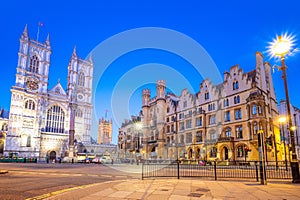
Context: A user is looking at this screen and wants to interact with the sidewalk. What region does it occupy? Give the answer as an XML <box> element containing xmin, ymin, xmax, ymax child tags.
<box><xmin>43</xmin><ymin>178</ymin><xmax>300</xmax><ymax>200</ymax></box>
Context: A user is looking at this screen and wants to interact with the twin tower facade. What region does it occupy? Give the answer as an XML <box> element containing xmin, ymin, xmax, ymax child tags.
<box><xmin>4</xmin><ymin>25</ymin><xmax>93</xmax><ymax>160</ymax></box>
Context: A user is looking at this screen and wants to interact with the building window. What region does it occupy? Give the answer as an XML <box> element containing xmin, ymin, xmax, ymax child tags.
<box><xmin>211</xmin><ymin>132</ymin><xmax>216</xmax><ymax>140</ymax></box>
<box><xmin>183</xmin><ymin>101</ymin><xmax>187</xmax><ymax>108</ymax></box>
<box><xmin>224</xmin><ymin>99</ymin><xmax>229</xmax><ymax>107</ymax></box>
<box><xmin>258</xmin><ymin>105</ymin><xmax>263</xmax><ymax>114</ymax></box>
<box><xmin>1</xmin><ymin>123</ymin><xmax>8</xmax><ymax>131</ymax></box>
<box><xmin>75</xmin><ymin>108</ymin><xmax>83</xmax><ymax>118</ymax></box>
<box><xmin>166</xmin><ymin>117</ymin><xmax>169</xmax><ymax>122</ymax></box>
<box><xmin>78</xmin><ymin>72</ymin><xmax>85</xmax><ymax>87</ymax></box>
<box><xmin>180</xmin><ymin>135</ymin><xmax>184</xmax><ymax>144</ymax></box>
<box><xmin>179</xmin><ymin>113</ymin><xmax>184</xmax><ymax>119</ymax></box>
<box><xmin>196</xmin><ymin>117</ymin><xmax>202</xmax><ymax>127</ymax></box>
<box><xmin>253</xmin><ymin>122</ymin><xmax>258</xmax><ymax>135</ymax></box>
<box><xmin>252</xmin><ymin>104</ymin><xmax>257</xmax><ymax>115</ymax></box>
<box><xmin>166</xmin><ymin>125</ymin><xmax>170</xmax><ymax>133</ymax></box>
<box><xmin>186</xmin><ymin>119</ymin><xmax>192</xmax><ymax>129</ymax></box>
<box><xmin>224</xmin><ymin>111</ymin><xmax>230</xmax><ymax>122</ymax></box>
<box><xmin>237</xmin><ymin>145</ymin><xmax>245</xmax><ymax>157</ymax></box>
<box><xmin>208</xmin><ymin>103</ymin><xmax>215</xmax><ymax>111</ymax></box>
<box><xmin>205</xmin><ymin>92</ymin><xmax>209</xmax><ymax>100</ymax></box>
<box><xmin>24</xmin><ymin>100</ymin><xmax>35</xmax><ymax>110</ymax></box>
<box><xmin>167</xmin><ymin>107</ymin><xmax>170</xmax><ymax>113</ymax></box>
<box><xmin>171</xmin><ymin>125</ymin><xmax>174</xmax><ymax>133</ymax></box>
<box><xmin>29</xmin><ymin>55</ymin><xmax>39</xmax><ymax>73</ymax></box>
<box><xmin>209</xmin><ymin>115</ymin><xmax>216</xmax><ymax>125</ymax></box>
<box><xmin>235</xmin><ymin>109</ymin><xmax>242</xmax><ymax>120</ymax></box>
<box><xmin>186</xmin><ymin>132</ymin><xmax>192</xmax><ymax>143</ymax></box>
<box><xmin>196</xmin><ymin>131</ymin><xmax>203</xmax><ymax>143</ymax></box>
<box><xmin>179</xmin><ymin>122</ymin><xmax>184</xmax><ymax>131</ymax></box>
<box><xmin>198</xmin><ymin>107</ymin><xmax>202</xmax><ymax>113</ymax></box>
<box><xmin>234</xmin><ymin>95</ymin><xmax>240</xmax><ymax>104</ymax></box>
<box><xmin>236</xmin><ymin>125</ymin><xmax>243</xmax><ymax>139</ymax></box>
<box><xmin>225</xmin><ymin>127</ymin><xmax>231</xmax><ymax>137</ymax></box>
<box><xmin>233</xmin><ymin>81</ymin><xmax>239</xmax><ymax>90</ymax></box>
<box><xmin>210</xmin><ymin>147</ymin><xmax>217</xmax><ymax>157</ymax></box>
<box><xmin>45</xmin><ymin>105</ymin><xmax>65</xmax><ymax>133</ymax></box>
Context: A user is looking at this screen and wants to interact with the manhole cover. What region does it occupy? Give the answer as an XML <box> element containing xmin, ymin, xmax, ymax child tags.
<box><xmin>188</xmin><ymin>193</ymin><xmax>203</xmax><ymax>197</ymax></box>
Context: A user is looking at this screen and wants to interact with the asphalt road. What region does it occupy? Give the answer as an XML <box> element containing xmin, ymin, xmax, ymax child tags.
<box><xmin>0</xmin><ymin>163</ymin><xmax>140</xmax><ymax>200</ymax></box>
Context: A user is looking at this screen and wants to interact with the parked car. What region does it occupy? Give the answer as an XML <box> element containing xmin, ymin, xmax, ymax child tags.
<box><xmin>99</xmin><ymin>156</ymin><xmax>112</xmax><ymax>164</ymax></box>
<box><xmin>85</xmin><ymin>158</ymin><xmax>93</xmax><ymax>163</ymax></box>
<box><xmin>92</xmin><ymin>157</ymin><xmax>101</xmax><ymax>164</ymax></box>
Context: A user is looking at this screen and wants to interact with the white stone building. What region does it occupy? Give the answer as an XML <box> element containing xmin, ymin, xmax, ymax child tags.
<box><xmin>4</xmin><ymin>25</ymin><xmax>93</xmax><ymax>161</ymax></box>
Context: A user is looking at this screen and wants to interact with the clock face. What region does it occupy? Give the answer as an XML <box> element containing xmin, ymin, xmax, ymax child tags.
<box><xmin>26</xmin><ymin>76</ymin><xmax>39</xmax><ymax>91</ymax></box>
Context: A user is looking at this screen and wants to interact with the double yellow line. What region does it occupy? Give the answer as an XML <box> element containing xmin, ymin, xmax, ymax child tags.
<box><xmin>26</xmin><ymin>183</ymin><xmax>99</xmax><ymax>200</ymax></box>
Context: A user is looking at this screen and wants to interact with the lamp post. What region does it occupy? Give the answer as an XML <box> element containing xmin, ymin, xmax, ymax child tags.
<box><xmin>279</xmin><ymin>116</ymin><xmax>288</xmax><ymax>171</ymax></box>
<box><xmin>135</xmin><ymin>122</ymin><xmax>142</xmax><ymax>165</ymax></box>
<box><xmin>269</xmin><ymin>34</ymin><xmax>300</xmax><ymax>183</ymax></box>
<box><xmin>258</xmin><ymin>130</ymin><xmax>267</xmax><ymax>185</ymax></box>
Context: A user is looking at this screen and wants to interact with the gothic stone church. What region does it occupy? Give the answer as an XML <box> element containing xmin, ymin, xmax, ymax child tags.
<box><xmin>4</xmin><ymin>25</ymin><xmax>93</xmax><ymax>161</ymax></box>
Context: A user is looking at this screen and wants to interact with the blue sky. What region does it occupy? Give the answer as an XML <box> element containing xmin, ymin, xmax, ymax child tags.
<box><xmin>0</xmin><ymin>1</ymin><xmax>300</xmax><ymax>143</ymax></box>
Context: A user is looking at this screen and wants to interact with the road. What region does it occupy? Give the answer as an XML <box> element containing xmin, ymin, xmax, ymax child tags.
<box><xmin>0</xmin><ymin>163</ymin><xmax>140</xmax><ymax>200</ymax></box>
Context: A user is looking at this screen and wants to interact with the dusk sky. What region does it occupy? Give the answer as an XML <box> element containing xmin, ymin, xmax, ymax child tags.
<box><xmin>0</xmin><ymin>1</ymin><xmax>300</xmax><ymax>143</ymax></box>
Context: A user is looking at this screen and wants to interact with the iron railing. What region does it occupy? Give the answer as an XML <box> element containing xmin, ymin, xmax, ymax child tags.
<box><xmin>142</xmin><ymin>160</ymin><xmax>293</xmax><ymax>181</ymax></box>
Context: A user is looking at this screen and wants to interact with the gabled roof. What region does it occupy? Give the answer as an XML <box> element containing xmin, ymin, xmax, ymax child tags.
<box><xmin>48</xmin><ymin>81</ymin><xmax>67</xmax><ymax>96</ymax></box>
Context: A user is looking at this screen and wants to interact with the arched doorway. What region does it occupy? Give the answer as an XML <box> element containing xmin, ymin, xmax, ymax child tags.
<box><xmin>195</xmin><ymin>148</ymin><xmax>200</xmax><ymax>160</ymax></box>
<box><xmin>49</xmin><ymin>151</ymin><xmax>56</xmax><ymax>162</ymax></box>
<box><xmin>151</xmin><ymin>146</ymin><xmax>156</xmax><ymax>158</ymax></box>
<box><xmin>222</xmin><ymin>147</ymin><xmax>229</xmax><ymax>160</ymax></box>
<box><xmin>188</xmin><ymin>148</ymin><xmax>193</xmax><ymax>159</ymax></box>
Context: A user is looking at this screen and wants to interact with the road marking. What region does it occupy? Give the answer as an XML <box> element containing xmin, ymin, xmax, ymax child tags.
<box><xmin>100</xmin><ymin>175</ymin><xmax>112</xmax><ymax>178</ymax></box>
<box><xmin>26</xmin><ymin>183</ymin><xmax>100</xmax><ymax>200</ymax></box>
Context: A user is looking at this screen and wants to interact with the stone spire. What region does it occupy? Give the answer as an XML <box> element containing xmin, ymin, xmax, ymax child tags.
<box><xmin>22</xmin><ymin>24</ymin><xmax>28</xmax><ymax>38</ymax></box>
<box><xmin>72</xmin><ymin>45</ymin><xmax>77</xmax><ymax>58</ymax></box>
<box><xmin>46</xmin><ymin>33</ymin><xmax>50</xmax><ymax>46</ymax></box>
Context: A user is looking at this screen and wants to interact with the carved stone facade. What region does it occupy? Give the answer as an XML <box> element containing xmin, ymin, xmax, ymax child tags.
<box><xmin>98</xmin><ymin>118</ymin><xmax>112</xmax><ymax>145</ymax></box>
<box><xmin>4</xmin><ymin>25</ymin><xmax>93</xmax><ymax>161</ymax></box>
<box><xmin>119</xmin><ymin>52</ymin><xmax>282</xmax><ymax>162</ymax></box>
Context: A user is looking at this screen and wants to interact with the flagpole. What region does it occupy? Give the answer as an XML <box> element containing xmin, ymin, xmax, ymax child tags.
<box><xmin>36</xmin><ymin>25</ymin><xmax>40</xmax><ymax>42</ymax></box>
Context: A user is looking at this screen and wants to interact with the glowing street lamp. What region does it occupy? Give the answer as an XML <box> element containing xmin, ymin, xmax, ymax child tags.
<box><xmin>269</xmin><ymin>33</ymin><xmax>300</xmax><ymax>183</ymax></box>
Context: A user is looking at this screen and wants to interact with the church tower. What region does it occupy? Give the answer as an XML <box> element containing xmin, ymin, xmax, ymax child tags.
<box><xmin>67</xmin><ymin>47</ymin><xmax>94</xmax><ymax>144</ymax></box>
<box><xmin>5</xmin><ymin>25</ymin><xmax>51</xmax><ymax>158</ymax></box>
<box><xmin>98</xmin><ymin>118</ymin><xmax>113</xmax><ymax>144</ymax></box>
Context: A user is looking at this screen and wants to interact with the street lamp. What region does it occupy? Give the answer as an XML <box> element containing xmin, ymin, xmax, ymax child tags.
<box><xmin>279</xmin><ymin>116</ymin><xmax>288</xmax><ymax>171</ymax></box>
<box><xmin>135</xmin><ymin>122</ymin><xmax>142</xmax><ymax>164</ymax></box>
<box><xmin>269</xmin><ymin>34</ymin><xmax>300</xmax><ymax>183</ymax></box>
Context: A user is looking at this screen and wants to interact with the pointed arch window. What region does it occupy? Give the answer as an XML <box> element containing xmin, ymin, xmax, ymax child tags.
<box><xmin>45</xmin><ymin>105</ymin><xmax>65</xmax><ymax>133</ymax></box>
<box><xmin>78</xmin><ymin>72</ymin><xmax>85</xmax><ymax>87</ymax></box>
<box><xmin>25</xmin><ymin>100</ymin><xmax>35</xmax><ymax>110</ymax></box>
<box><xmin>75</xmin><ymin>108</ymin><xmax>83</xmax><ymax>118</ymax></box>
<box><xmin>29</xmin><ymin>55</ymin><xmax>39</xmax><ymax>73</ymax></box>
<box><xmin>252</xmin><ymin>104</ymin><xmax>257</xmax><ymax>115</ymax></box>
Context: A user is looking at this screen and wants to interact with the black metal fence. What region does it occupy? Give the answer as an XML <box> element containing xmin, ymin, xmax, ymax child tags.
<box><xmin>142</xmin><ymin>160</ymin><xmax>293</xmax><ymax>181</ymax></box>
